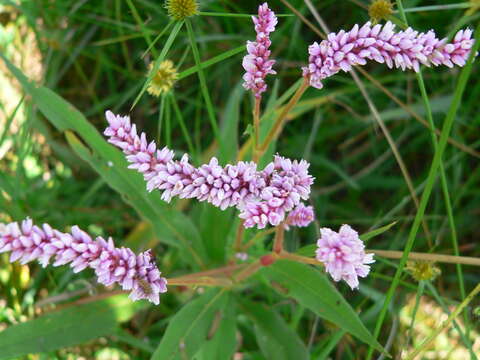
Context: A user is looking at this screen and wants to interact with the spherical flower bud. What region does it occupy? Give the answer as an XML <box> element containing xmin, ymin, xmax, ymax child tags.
<box><xmin>260</xmin><ymin>253</ymin><xmax>277</xmax><ymax>266</ymax></box>
<box><xmin>368</xmin><ymin>0</ymin><xmax>394</xmax><ymax>23</ymax></box>
<box><xmin>316</xmin><ymin>225</ymin><xmax>374</xmax><ymax>289</ymax></box>
<box><xmin>147</xmin><ymin>60</ymin><xmax>178</xmax><ymax>97</ymax></box>
<box><xmin>165</xmin><ymin>0</ymin><xmax>198</xmax><ymax>21</ymax></box>
<box><xmin>406</xmin><ymin>261</ymin><xmax>441</xmax><ymax>282</ymax></box>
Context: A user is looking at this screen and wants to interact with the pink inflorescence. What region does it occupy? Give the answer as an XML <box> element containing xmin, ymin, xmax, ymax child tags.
<box><xmin>316</xmin><ymin>225</ymin><xmax>374</xmax><ymax>289</ymax></box>
<box><xmin>303</xmin><ymin>21</ymin><xmax>476</xmax><ymax>89</ymax></box>
<box><xmin>242</xmin><ymin>2</ymin><xmax>278</xmax><ymax>97</ymax></box>
<box><xmin>104</xmin><ymin>111</ymin><xmax>314</xmax><ymax>229</ymax></box>
<box><xmin>0</xmin><ymin>219</ymin><xmax>167</xmax><ymax>304</ymax></box>
<box><xmin>285</xmin><ymin>203</ymin><xmax>315</xmax><ymax>228</ymax></box>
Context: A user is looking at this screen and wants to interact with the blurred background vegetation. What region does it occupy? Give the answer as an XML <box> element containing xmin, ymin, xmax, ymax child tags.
<box><xmin>0</xmin><ymin>0</ymin><xmax>479</xmax><ymax>359</ymax></box>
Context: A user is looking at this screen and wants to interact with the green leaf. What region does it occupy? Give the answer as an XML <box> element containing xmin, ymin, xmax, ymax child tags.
<box><xmin>0</xmin><ymin>54</ymin><xmax>207</xmax><ymax>268</ymax></box>
<box><xmin>240</xmin><ymin>299</ymin><xmax>309</xmax><ymax>360</ymax></box>
<box><xmin>296</xmin><ymin>222</ymin><xmax>397</xmax><ymax>257</ymax></box>
<box><xmin>360</xmin><ymin>221</ymin><xmax>397</xmax><ymax>243</ymax></box>
<box><xmin>0</xmin><ymin>295</ymin><xmax>143</xmax><ymax>360</ymax></box>
<box><xmin>198</xmin><ymin>205</ymin><xmax>234</xmax><ymax>263</ymax></box>
<box><xmin>195</xmin><ymin>296</ymin><xmax>237</xmax><ymax>360</ymax></box>
<box><xmin>151</xmin><ymin>289</ymin><xmax>228</xmax><ymax>360</ymax></box>
<box><xmin>261</xmin><ymin>260</ymin><xmax>384</xmax><ymax>352</ymax></box>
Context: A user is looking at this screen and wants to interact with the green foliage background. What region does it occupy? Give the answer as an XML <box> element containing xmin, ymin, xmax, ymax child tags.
<box><xmin>0</xmin><ymin>0</ymin><xmax>479</xmax><ymax>359</ymax></box>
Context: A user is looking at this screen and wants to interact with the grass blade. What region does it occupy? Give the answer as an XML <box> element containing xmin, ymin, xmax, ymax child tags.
<box><xmin>131</xmin><ymin>21</ymin><xmax>184</xmax><ymax>110</ymax></box>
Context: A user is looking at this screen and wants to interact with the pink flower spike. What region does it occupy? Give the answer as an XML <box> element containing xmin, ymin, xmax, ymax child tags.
<box><xmin>315</xmin><ymin>225</ymin><xmax>374</xmax><ymax>289</ymax></box>
<box><xmin>303</xmin><ymin>21</ymin><xmax>476</xmax><ymax>89</ymax></box>
<box><xmin>104</xmin><ymin>112</ymin><xmax>314</xmax><ymax>229</ymax></box>
<box><xmin>242</xmin><ymin>2</ymin><xmax>278</xmax><ymax>97</ymax></box>
<box><xmin>0</xmin><ymin>218</ymin><xmax>167</xmax><ymax>304</ymax></box>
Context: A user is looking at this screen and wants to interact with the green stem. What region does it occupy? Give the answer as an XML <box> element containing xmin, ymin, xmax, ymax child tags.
<box><xmin>399</xmin><ymin>3</ymin><xmax>471</xmax><ymax>13</ymax></box>
<box><xmin>125</xmin><ymin>0</ymin><xmax>157</xmax><ymax>57</ymax></box>
<box><xmin>157</xmin><ymin>94</ymin><xmax>166</xmax><ymax>143</ymax></box>
<box><xmin>253</xmin><ymin>96</ymin><xmax>261</xmax><ymax>162</ymax></box>
<box><xmin>185</xmin><ymin>19</ymin><xmax>221</xmax><ymax>145</ymax></box>
<box><xmin>165</xmin><ymin>94</ymin><xmax>171</xmax><ymax>148</ymax></box>
<box><xmin>131</xmin><ymin>21</ymin><xmax>183</xmax><ymax>109</ymax></box>
<box><xmin>170</xmin><ymin>91</ymin><xmax>196</xmax><ymax>158</ymax></box>
<box><xmin>405</xmin><ymin>279</ymin><xmax>423</xmax><ymax>350</ymax></box>
<box><xmin>258</xmin><ymin>78</ymin><xmax>309</xmax><ymax>156</ymax></box>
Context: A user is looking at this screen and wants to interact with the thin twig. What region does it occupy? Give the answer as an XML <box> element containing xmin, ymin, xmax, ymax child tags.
<box><xmin>167</xmin><ymin>277</ymin><xmax>233</xmax><ymax>287</ymax></box>
<box><xmin>273</xmin><ymin>225</ymin><xmax>285</xmax><ymax>253</ymax></box>
<box><xmin>253</xmin><ymin>96</ymin><xmax>262</xmax><ymax>162</ymax></box>
<box><xmin>258</xmin><ymin>78</ymin><xmax>309</xmax><ymax>155</ymax></box>
<box><xmin>234</xmin><ymin>261</ymin><xmax>262</xmax><ymax>282</ymax></box>
<box><xmin>234</xmin><ymin>220</ymin><xmax>246</xmax><ymax>252</ymax></box>
<box><xmin>370</xmin><ymin>250</ymin><xmax>480</xmax><ymax>266</ymax></box>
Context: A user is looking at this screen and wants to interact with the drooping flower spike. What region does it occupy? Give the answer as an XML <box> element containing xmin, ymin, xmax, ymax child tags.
<box><xmin>242</xmin><ymin>2</ymin><xmax>278</xmax><ymax>97</ymax></box>
<box><xmin>104</xmin><ymin>111</ymin><xmax>314</xmax><ymax>229</ymax></box>
<box><xmin>316</xmin><ymin>225</ymin><xmax>374</xmax><ymax>289</ymax></box>
<box><xmin>0</xmin><ymin>219</ymin><xmax>167</xmax><ymax>304</ymax></box>
<box><xmin>303</xmin><ymin>21</ymin><xmax>476</xmax><ymax>89</ymax></box>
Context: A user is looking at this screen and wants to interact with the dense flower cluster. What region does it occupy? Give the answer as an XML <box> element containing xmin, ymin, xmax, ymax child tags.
<box><xmin>147</xmin><ymin>60</ymin><xmax>178</xmax><ymax>97</ymax></box>
<box><xmin>303</xmin><ymin>21</ymin><xmax>476</xmax><ymax>89</ymax></box>
<box><xmin>242</xmin><ymin>2</ymin><xmax>278</xmax><ymax>97</ymax></box>
<box><xmin>165</xmin><ymin>0</ymin><xmax>198</xmax><ymax>21</ymax></box>
<box><xmin>286</xmin><ymin>203</ymin><xmax>315</xmax><ymax>228</ymax></box>
<box><xmin>104</xmin><ymin>111</ymin><xmax>314</xmax><ymax>229</ymax></box>
<box><xmin>316</xmin><ymin>225</ymin><xmax>374</xmax><ymax>289</ymax></box>
<box><xmin>0</xmin><ymin>219</ymin><xmax>167</xmax><ymax>304</ymax></box>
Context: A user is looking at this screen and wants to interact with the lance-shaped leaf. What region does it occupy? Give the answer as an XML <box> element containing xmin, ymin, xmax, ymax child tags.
<box><xmin>261</xmin><ymin>260</ymin><xmax>384</xmax><ymax>352</ymax></box>
<box><xmin>0</xmin><ymin>295</ymin><xmax>144</xmax><ymax>360</ymax></box>
<box><xmin>151</xmin><ymin>289</ymin><xmax>228</xmax><ymax>360</ymax></box>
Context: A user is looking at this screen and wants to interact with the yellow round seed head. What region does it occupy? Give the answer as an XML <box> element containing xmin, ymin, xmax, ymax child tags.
<box><xmin>147</xmin><ymin>60</ymin><xmax>178</xmax><ymax>97</ymax></box>
<box><xmin>406</xmin><ymin>261</ymin><xmax>441</xmax><ymax>282</ymax></box>
<box><xmin>368</xmin><ymin>0</ymin><xmax>394</xmax><ymax>23</ymax></box>
<box><xmin>165</xmin><ymin>0</ymin><xmax>199</xmax><ymax>21</ymax></box>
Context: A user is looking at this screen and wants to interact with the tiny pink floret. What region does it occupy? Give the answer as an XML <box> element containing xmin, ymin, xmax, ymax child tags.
<box><xmin>303</xmin><ymin>21</ymin><xmax>476</xmax><ymax>89</ymax></box>
<box><xmin>104</xmin><ymin>111</ymin><xmax>314</xmax><ymax>229</ymax></box>
<box><xmin>0</xmin><ymin>218</ymin><xmax>167</xmax><ymax>304</ymax></box>
<box><xmin>285</xmin><ymin>203</ymin><xmax>315</xmax><ymax>228</ymax></box>
<box><xmin>316</xmin><ymin>225</ymin><xmax>374</xmax><ymax>289</ymax></box>
<box><xmin>242</xmin><ymin>2</ymin><xmax>278</xmax><ymax>97</ymax></box>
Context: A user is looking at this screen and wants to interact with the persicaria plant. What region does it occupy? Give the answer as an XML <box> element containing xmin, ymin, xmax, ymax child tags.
<box><xmin>0</xmin><ymin>1</ymin><xmax>478</xmax><ymax>359</ymax></box>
